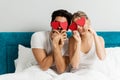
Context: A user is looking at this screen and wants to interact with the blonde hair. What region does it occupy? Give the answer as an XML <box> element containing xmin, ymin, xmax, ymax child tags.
<box><xmin>72</xmin><ymin>11</ymin><xmax>88</xmax><ymax>21</ymax></box>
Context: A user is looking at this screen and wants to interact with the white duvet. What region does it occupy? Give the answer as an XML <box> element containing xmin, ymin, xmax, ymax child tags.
<box><xmin>0</xmin><ymin>47</ymin><xmax>120</xmax><ymax>80</ymax></box>
<box><xmin>0</xmin><ymin>65</ymin><xmax>110</xmax><ymax>80</ymax></box>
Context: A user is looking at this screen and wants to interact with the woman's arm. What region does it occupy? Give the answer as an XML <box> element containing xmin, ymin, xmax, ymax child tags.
<box><xmin>88</xmin><ymin>28</ymin><xmax>106</xmax><ymax>60</ymax></box>
<box><xmin>93</xmin><ymin>34</ymin><xmax>106</xmax><ymax>60</ymax></box>
<box><xmin>69</xmin><ymin>31</ymin><xmax>81</xmax><ymax>69</ymax></box>
<box><xmin>69</xmin><ymin>37</ymin><xmax>80</xmax><ymax>69</ymax></box>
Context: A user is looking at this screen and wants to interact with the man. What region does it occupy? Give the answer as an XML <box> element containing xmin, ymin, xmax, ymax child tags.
<box><xmin>31</xmin><ymin>9</ymin><xmax>72</xmax><ymax>74</ymax></box>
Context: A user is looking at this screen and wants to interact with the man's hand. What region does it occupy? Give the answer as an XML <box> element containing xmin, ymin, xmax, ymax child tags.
<box><xmin>50</xmin><ymin>30</ymin><xmax>67</xmax><ymax>49</ymax></box>
<box><xmin>51</xmin><ymin>30</ymin><xmax>61</xmax><ymax>48</ymax></box>
<box><xmin>59</xmin><ymin>30</ymin><xmax>67</xmax><ymax>49</ymax></box>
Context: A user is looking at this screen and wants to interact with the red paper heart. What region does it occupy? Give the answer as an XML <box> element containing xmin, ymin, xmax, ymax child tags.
<box><xmin>51</xmin><ymin>21</ymin><xmax>59</xmax><ymax>30</ymax></box>
<box><xmin>69</xmin><ymin>17</ymin><xmax>86</xmax><ymax>31</ymax></box>
<box><xmin>69</xmin><ymin>22</ymin><xmax>77</xmax><ymax>31</ymax></box>
<box><xmin>60</xmin><ymin>22</ymin><xmax>68</xmax><ymax>30</ymax></box>
<box><xmin>76</xmin><ymin>17</ymin><xmax>85</xmax><ymax>27</ymax></box>
<box><xmin>51</xmin><ymin>21</ymin><xmax>68</xmax><ymax>30</ymax></box>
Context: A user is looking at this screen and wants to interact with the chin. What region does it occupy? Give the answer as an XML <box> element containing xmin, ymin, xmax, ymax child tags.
<box><xmin>80</xmin><ymin>31</ymin><xmax>87</xmax><ymax>35</ymax></box>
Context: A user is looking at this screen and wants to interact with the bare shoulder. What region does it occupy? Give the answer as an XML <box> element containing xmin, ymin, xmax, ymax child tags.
<box><xmin>98</xmin><ymin>36</ymin><xmax>105</xmax><ymax>44</ymax></box>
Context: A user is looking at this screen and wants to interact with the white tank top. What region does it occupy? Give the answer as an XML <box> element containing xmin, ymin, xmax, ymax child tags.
<box><xmin>70</xmin><ymin>41</ymin><xmax>97</xmax><ymax>72</ymax></box>
<box><xmin>80</xmin><ymin>41</ymin><xmax>96</xmax><ymax>66</ymax></box>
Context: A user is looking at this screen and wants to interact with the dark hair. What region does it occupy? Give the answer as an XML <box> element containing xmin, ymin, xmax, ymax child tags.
<box><xmin>51</xmin><ymin>9</ymin><xmax>72</xmax><ymax>29</ymax></box>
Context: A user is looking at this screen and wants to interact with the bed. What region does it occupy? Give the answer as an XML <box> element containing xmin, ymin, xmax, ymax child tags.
<box><xmin>0</xmin><ymin>31</ymin><xmax>120</xmax><ymax>80</ymax></box>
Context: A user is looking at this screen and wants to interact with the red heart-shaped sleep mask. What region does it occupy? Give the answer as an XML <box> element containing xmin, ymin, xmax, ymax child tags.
<box><xmin>51</xmin><ymin>21</ymin><xmax>68</xmax><ymax>30</ymax></box>
<box><xmin>69</xmin><ymin>17</ymin><xmax>86</xmax><ymax>31</ymax></box>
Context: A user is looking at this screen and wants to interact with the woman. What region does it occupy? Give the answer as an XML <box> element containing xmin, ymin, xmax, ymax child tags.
<box><xmin>68</xmin><ymin>11</ymin><xmax>106</xmax><ymax>72</ymax></box>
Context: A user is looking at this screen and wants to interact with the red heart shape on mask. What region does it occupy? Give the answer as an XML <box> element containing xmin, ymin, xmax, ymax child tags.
<box><xmin>69</xmin><ymin>22</ymin><xmax>77</xmax><ymax>31</ymax></box>
<box><xmin>60</xmin><ymin>22</ymin><xmax>68</xmax><ymax>30</ymax></box>
<box><xmin>76</xmin><ymin>17</ymin><xmax>85</xmax><ymax>27</ymax></box>
<box><xmin>51</xmin><ymin>21</ymin><xmax>59</xmax><ymax>30</ymax></box>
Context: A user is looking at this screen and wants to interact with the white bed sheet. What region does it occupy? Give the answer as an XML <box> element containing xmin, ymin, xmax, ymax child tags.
<box><xmin>0</xmin><ymin>47</ymin><xmax>120</xmax><ymax>80</ymax></box>
<box><xmin>0</xmin><ymin>65</ymin><xmax>110</xmax><ymax>80</ymax></box>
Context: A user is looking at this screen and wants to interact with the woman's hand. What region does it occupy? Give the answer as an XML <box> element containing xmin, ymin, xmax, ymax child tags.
<box><xmin>85</xmin><ymin>27</ymin><xmax>97</xmax><ymax>36</ymax></box>
<box><xmin>72</xmin><ymin>30</ymin><xmax>81</xmax><ymax>44</ymax></box>
<box><xmin>85</xmin><ymin>27</ymin><xmax>106</xmax><ymax>60</ymax></box>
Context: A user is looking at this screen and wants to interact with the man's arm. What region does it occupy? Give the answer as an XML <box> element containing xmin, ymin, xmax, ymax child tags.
<box><xmin>32</xmin><ymin>48</ymin><xmax>53</xmax><ymax>70</ymax></box>
<box><xmin>53</xmin><ymin>46</ymin><xmax>69</xmax><ymax>74</ymax></box>
<box><xmin>51</xmin><ymin>30</ymin><xmax>69</xmax><ymax>74</ymax></box>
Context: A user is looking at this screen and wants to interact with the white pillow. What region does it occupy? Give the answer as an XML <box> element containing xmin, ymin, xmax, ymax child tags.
<box><xmin>14</xmin><ymin>59</ymin><xmax>18</xmax><ymax>68</ymax></box>
<box><xmin>15</xmin><ymin>44</ymin><xmax>38</xmax><ymax>72</ymax></box>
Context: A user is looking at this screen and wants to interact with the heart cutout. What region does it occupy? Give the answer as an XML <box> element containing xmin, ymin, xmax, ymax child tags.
<box><xmin>60</xmin><ymin>22</ymin><xmax>68</xmax><ymax>30</ymax></box>
<box><xmin>51</xmin><ymin>21</ymin><xmax>68</xmax><ymax>30</ymax></box>
<box><xmin>69</xmin><ymin>22</ymin><xmax>77</xmax><ymax>31</ymax></box>
<box><xmin>76</xmin><ymin>17</ymin><xmax>85</xmax><ymax>27</ymax></box>
<box><xmin>51</xmin><ymin>21</ymin><xmax>59</xmax><ymax>30</ymax></box>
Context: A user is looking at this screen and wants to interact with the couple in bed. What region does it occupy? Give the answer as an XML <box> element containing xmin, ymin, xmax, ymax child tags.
<box><xmin>31</xmin><ymin>9</ymin><xmax>106</xmax><ymax>74</ymax></box>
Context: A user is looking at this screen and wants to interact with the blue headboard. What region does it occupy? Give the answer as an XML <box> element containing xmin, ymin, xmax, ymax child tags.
<box><xmin>0</xmin><ymin>32</ymin><xmax>34</xmax><ymax>75</ymax></box>
<box><xmin>0</xmin><ymin>31</ymin><xmax>120</xmax><ymax>75</ymax></box>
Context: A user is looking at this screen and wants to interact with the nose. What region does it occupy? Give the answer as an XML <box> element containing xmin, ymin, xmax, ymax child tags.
<box><xmin>77</xmin><ymin>25</ymin><xmax>83</xmax><ymax>29</ymax></box>
<box><xmin>57</xmin><ymin>27</ymin><xmax>63</xmax><ymax>32</ymax></box>
<box><xmin>58</xmin><ymin>26</ymin><xmax>62</xmax><ymax>29</ymax></box>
